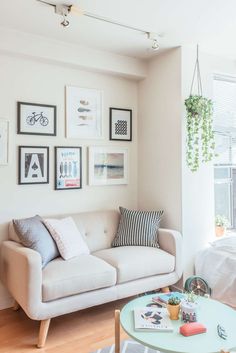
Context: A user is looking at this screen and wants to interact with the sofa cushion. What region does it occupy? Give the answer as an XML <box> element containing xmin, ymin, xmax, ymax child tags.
<box><xmin>43</xmin><ymin>217</ymin><xmax>90</xmax><ymax>260</ymax></box>
<box><xmin>93</xmin><ymin>246</ymin><xmax>175</xmax><ymax>284</ymax></box>
<box><xmin>112</xmin><ymin>207</ymin><xmax>163</xmax><ymax>248</ymax></box>
<box><xmin>42</xmin><ymin>255</ymin><xmax>117</xmax><ymax>302</ymax></box>
<box><xmin>13</xmin><ymin>215</ymin><xmax>59</xmax><ymax>268</ymax></box>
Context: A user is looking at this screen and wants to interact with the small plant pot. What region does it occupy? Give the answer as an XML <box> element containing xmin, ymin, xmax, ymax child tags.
<box><xmin>215</xmin><ymin>226</ymin><xmax>226</xmax><ymax>237</ymax></box>
<box><xmin>167</xmin><ymin>304</ymin><xmax>180</xmax><ymax>320</ymax></box>
<box><xmin>181</xmin><ymin>300</ymin><xmax>198</xmax><ymax>322</ymax></box>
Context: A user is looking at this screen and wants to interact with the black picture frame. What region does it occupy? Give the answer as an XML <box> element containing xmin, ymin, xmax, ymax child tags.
<box><xmin>109</xmin><ymin>107</ymin><xmax>132</xmax><ymax>141</ymax></box>
<box><xmin>55</xmin><ymin>146</ymin><xmax>82</xmax><ymax>190</ymax></box>
<box><xmin>18</xmin><ymin>146</ymin><xmax>49</xmax><ymax>185</ymax></box>
<box><xmin>17</xmin><ymin>101</ymin><xmax>57</xmax><ymax>136</ymax></box>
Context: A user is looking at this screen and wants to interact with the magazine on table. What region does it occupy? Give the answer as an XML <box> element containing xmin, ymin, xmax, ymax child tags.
<box><xmin>133</xmin><ymin>307</ymin><xmax>173</xmax><ymax>332</ymax></box>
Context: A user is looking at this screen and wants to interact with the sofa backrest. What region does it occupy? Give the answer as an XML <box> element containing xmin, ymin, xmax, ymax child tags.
<box><xmin>9</xmin><ymin>210</ymin><xmax>120</xmax><ymax>253</ymax></box>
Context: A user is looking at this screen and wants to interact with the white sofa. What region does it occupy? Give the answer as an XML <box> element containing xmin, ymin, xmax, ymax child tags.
<box><xmin>0</xmin><ymin>210</ymin><xmax>183</xmax><ymax>347</ymax></box>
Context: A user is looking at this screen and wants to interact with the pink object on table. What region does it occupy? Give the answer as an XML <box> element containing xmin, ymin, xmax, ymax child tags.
<box><xmin>179</xmin><ymin>322</ymin><xmax>207</xmax><ymax>336</ymax></box>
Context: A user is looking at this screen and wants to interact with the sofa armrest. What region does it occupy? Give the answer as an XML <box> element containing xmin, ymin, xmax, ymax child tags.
<box><xmin>158</xmin><ymin>228</ymin><xmax>183</xmax><ymax>278</ymax></box>
<box><xmin>0</xmin><ymin>241</ymin><xmax>42</xmax><ymax>318</ymax></box>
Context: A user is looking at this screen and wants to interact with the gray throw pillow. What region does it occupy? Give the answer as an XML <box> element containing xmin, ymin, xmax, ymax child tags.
<box><xmin>13</xmin><ymin>215</ymin><xmax>59</xmax><ymax>267</ymax></box>
<box><xmin>112</xmin><ymin>207</ymin><xmax>164</xmax><ymax>248</ymax></box>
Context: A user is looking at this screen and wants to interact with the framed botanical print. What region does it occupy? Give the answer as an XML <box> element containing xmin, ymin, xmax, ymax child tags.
<box><xmin>109</xmin><ymin>108</ymin><xmax>132</xmax><ymax>141</ymax></box>
<box><xmin>55</xmin><ymin>147</ymin><xmax>82</xmax><ymax>190</ymax></box>
<box><xmin>17</xmin><ymin>102</ymin><xmax>56</xmax><ymax>136</ymax></box>
<box><xmin>18</xmin><ymin>146</ymin><xmax>49</xmax><ymax>185</ymax></box>
<box><xmin>0</xmin><ymin>119</ymin><xmax>9</xmax><ymax>165</ymax></box>
<box><xmin>66</xmin><ymin>86</ymin><xmax>102</xmax><ymax>139</ymax></box>
<box><xmin>89</xmin><ymin>146</ymin><xmax>128</xmax><ymax>186</ymax></box>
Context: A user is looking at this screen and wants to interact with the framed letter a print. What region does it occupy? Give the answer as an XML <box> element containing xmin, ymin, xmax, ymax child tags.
<box><xmin>19</xmin><ymin>146</ymin><xmax>49</xmax><ymax>185</ymax></box>
<box><xmin>66</xmin><ymin>86</ymin><xmax>102</xmax><ymax>139</ymax></box>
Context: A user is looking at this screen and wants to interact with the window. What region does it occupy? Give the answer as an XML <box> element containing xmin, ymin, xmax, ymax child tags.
<box><xmin>213</xmin><ymin>75</ymin><xmax>236</xmax><ymax>229</ymax></box>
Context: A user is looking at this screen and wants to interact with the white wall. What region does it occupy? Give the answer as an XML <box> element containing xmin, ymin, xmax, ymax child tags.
<box><xmin>0</xmin><ymin>28</ymin><xmax>147</xmax><ymax>80</ymax></box>
<box><xmin>0</xmin><ymin>53</ymin><xmax>138</xmax><ymax>308</ymax></box>
<box><xmin>181</xmin><ymin>47</ymin><xmax>236</xmax><ymax>279</ymax></box>
<box><xmin>138</xmin><ymin>46</ymin><xmax>236</xmax><ymax>284</ymax></box>
<box><xmin>138</xmin><ymin>48</ymin><xmax>182</xmax><ymax>230</ymax></box>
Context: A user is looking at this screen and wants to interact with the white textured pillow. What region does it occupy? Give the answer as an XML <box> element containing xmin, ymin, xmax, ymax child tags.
<box><xmin>44</xmin><ymin>217</ymin><xmax>90</xmax><ymax>260</ymax></box>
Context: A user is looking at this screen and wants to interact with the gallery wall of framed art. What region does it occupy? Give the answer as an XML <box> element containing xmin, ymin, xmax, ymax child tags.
<box><xmin>14</xmin><ymin>87</ymin><xmax>133</xmax><ymax>189</ymax></box>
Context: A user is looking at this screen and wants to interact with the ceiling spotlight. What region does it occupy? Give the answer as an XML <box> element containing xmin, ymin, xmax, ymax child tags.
<box><xmin>147</xmin><ymin>32</ymin><xmax>160</xmax><ymax>51</ymax></box>
<box><xmin>61</xmin><ymin>14</ymin><xmax>70</xmax><ymax>27</ymax></box>
<box><xmin>152</xmin><ymin>39</ymin><xmax>160</xmax><ymax>51</ymax></box>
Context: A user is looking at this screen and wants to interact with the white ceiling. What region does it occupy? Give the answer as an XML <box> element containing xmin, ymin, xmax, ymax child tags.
<box><xmin>1</xmin><ymin>0</ymin><xmax>236</xmax><ymax>60</ymax></box>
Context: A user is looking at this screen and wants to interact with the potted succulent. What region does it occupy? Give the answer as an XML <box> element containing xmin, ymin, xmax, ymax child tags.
<box><xmin>215</xmin><ymin>215</ymin><xmax>229</xmax><ymax>237</ymax></box>
<box><xmin>181</xmin><ymin>292</ymin><xmax>198</xmax><ymax>322</ymax></box>
<box><xmin>167</xmin><ymin>297</ymin><xmax>181</xmax><ymax>320</ymax></box>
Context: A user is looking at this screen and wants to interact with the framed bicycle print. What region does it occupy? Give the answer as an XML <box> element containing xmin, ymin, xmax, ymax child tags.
<box><xmin>17</xmin><ymin>102</ymin><xmax>56</xmax><ymax>136</ymax></box>
<box><xmin>55</xmin><ymin>146</ymin><xmax>82</xmax><ymax>190</ymax></box>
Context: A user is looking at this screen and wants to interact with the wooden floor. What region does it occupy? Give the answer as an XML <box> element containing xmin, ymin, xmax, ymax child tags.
<box><xmin>0</xmin><ymin>299</ymin><xmax>130</xmax><ymax>353</ymax></box>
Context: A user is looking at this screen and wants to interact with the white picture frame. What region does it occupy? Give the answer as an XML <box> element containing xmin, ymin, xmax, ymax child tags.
<box><xmin>66</xmin><ymin>86</ymin><xmax>103</xmax><ymax>139</ymax></box>
<box><xmin>89</xmin><ymin>146</ymin><xmax>128</xmax><ymax>186</ymax></box>
<box><xmin>0</xmin><ymin>119</ymin><xmax>9</xmax><ymax>165</ymax></box>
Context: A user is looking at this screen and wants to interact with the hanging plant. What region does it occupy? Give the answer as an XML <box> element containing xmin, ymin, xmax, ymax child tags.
<box><xmin>185</xmin><ymin>46</ymin><xmax>215</xmax><ymax>172</ymax></box>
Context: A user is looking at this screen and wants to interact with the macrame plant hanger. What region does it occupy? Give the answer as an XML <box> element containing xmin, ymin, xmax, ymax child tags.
<box><xmin>190</xmin><ymin>45</ymin><xmax>203</xmax><ymax>97</ymax></box>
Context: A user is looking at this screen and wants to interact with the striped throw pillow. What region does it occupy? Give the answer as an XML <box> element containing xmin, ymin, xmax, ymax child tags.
<box><xmin>112</xmin><ymin>207</ymin><xmax>164</xmax><ymax>248</ymax></box>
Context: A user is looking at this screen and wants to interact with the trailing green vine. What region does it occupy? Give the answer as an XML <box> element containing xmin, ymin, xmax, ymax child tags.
<box><xmin>185</xmin><ymin>95</ymin><xmax>214</xmax><ymax>172</ymax></box>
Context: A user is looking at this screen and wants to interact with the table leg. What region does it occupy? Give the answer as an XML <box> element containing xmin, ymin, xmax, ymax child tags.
<box><xmin>115</xmin><ymin>310</ymin><xmax>120</xmax><ymax>353</ymax></box>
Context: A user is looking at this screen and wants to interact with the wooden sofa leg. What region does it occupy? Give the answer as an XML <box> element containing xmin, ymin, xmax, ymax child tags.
<box><xmin>161</xmin><ymin>286</ymin><xmax>170</xmax><ymax>293</ymax></box>
<box><xmin>37</xmin><ymin>319</ymin><xmax>51</xmax><ymax>348</ymax></box>
<box><xmin>115</xmin><ymin>310</ymin><xmax>120</xmax><ymax>353</ymax></box>
<box><xmin>12</xmin><ymin>300</ymin><xmax>20</xmax><ymax>311</ymax></box>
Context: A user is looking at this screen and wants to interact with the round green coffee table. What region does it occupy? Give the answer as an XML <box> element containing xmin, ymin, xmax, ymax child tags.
<box><xmin>116</xmin><ymin>294</ymin><xmax>236</xmax><ymax>353</ymax></box>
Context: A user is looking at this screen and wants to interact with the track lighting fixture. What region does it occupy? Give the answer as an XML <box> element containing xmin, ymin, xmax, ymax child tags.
<box><xmin>37</xmin><ymin>1</ymin><xmax>160</xmax><ymax>51</ymax></box>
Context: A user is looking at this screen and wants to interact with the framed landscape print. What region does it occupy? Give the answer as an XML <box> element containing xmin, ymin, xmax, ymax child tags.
<box><xmin>17</xmin><ymin>102</ymin><xmax>56</xmax><ymax>136</ymax></box>
<box><xmin>0</xmin><ymin>119</ymin><xmax>9</xmax><ymax>165</ymax></box>
<box><xmin>109</xmin><ymin>108</ymin><xmax>132</xmax><ymax>141</ymax></box>
<box><xmin>55</xmin><ymin>147</ymin><xmax>82</xmax><ymax>190</ymax></box>
<box><xmin>66</xmin><ymin>86</ymin><xmax>102</xmax><ymax>139</ymax></box>
<box><xmin>89</xmin><ymin>146</ymin><xmax>128</xmax><ymax>186</ymax></box>
<box><xmin>18</xmin><ymin>146</ymin><xmax>49</xmax><ymax>185</ymax></box>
